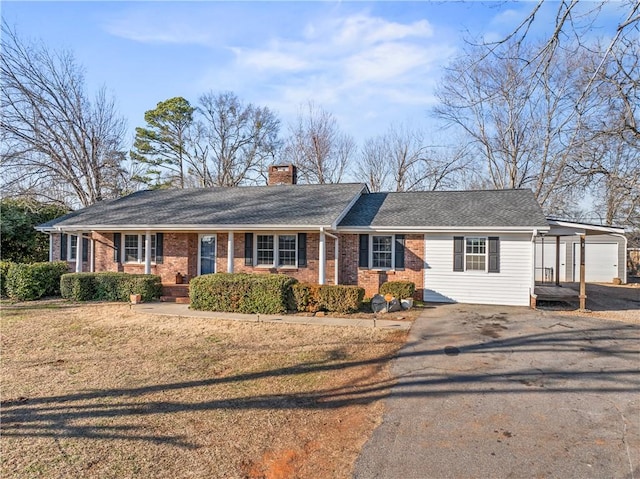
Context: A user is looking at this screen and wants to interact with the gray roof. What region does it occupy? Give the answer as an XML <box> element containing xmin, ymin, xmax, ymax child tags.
<box><xmin>39</xmin><ymin>183</ymin><xmax>366</xmax><ymax>230</ymax></box>
<box><xmin>338</xmin><ymin>189</ymin><xmax>548</xmax><ymax>229</ymax></box>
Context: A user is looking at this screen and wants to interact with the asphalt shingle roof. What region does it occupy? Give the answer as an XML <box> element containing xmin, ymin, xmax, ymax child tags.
<box><xmin>39</xmin><ymin>183</ymin><xmax>366</xmax><ymax>229</ymax></box>
<box><xmin>338</xmin><ymin>189</ymin><xmax>548</xmax><ymax>228</ymax></box>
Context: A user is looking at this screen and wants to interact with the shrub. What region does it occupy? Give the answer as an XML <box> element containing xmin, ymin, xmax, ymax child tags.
<box><xmin>60</xmin><ymin>272</ymin><xmax>162</xmax><ymax>302</ymax></box>
<box><xmin>379</xmin><ymin>281</ymin><xmax>416</xmax><ymax>299</ymax></box>
<box><xmin>291</xmin><ymin>283</ymin><xmax>321</xmax><ymax>312</ymax></box>
<box><xmin>5</xmin><ymin>261</ymin><xmax>69</xmax><ymax>301</ymax></box>
<box><xmin>0</xmin><ymin>260</ymin><xmax>12</xmax><ymax>298</ymax></box>
<box><xmin>318</xmin><ymin>285</ymin><xmax>365</xmax><ymax>314</ymax></box>
<box><xmin>190</xmin><ymin>273</ymin><xmax>297</xmax><ymax>314</ymax></box>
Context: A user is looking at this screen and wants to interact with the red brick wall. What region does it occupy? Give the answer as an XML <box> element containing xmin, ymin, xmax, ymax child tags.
<box><xmin>53</xmin><ymin>231</ymin><xmax>424</xmax><ymax>295</ymax></box>
<box><xmin>339</xmin><ymin>233</ymin><xmax>424</xmax><ymax>299</ymax></box>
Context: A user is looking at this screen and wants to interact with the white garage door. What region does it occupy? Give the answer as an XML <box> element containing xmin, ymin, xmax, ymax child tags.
<box><xmin>573</xmin><ymin>243</ymin><xmax>618</xmax><ymax>283</ymax></box>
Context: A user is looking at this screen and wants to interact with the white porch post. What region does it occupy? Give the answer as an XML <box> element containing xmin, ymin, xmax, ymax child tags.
<box><xmin>227</xmin><ymin>232</ymin><xmax>234</xmax><ymax>273</ymax></box>
<box><xmin>48</xmin><ymin>233</ymin><xmax>53</xmax><ymax>262</ymax></box>
<box><xmin>75</xmin><ymin>233</ymin><xmax>83</xmax><ymax>273</ymax></box>
<box><xmin>334</xmin><ymin>236</ymin><xmax>339</xmax><ymax>285</ymax></box>
<box><xmin>89</xmin><ymin>236</ymin><xmax>95</xmax><ymax>272</ymax></box>
<box><xmin>144</xmin><ymin>231</ymin><xmax>152</xmax><ymax>274</ymax></box>
<box><xmin>318</xmin><ymin>228</ymin><xmax>326</xmax><ymax>285</ymax></box>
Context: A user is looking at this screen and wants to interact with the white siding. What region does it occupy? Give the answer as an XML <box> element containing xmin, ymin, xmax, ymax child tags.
<box><xmin>423</xmin><ymin>233</ymin><xmax>532</xmax><ymax>306</ymax></box>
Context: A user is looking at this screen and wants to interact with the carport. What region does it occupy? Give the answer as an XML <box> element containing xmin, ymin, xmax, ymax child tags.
<box><xmin>533</xmin><ymin>219</ymin><xmax>627</xmax><ymax>310</ymax></box>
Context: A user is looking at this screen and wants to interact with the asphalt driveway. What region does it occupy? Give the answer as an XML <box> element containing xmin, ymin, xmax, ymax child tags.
<box><xmin>354</xmin><ymin>304</ymin><xmax>640</xmax><ymax>479</ymax></box>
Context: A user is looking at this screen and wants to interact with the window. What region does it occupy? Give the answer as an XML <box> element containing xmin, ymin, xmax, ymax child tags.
<box><xmin>69</xmin><ymin>234</ymin><xmax>78</xmax><ymax>261</ymax></box>
<box><xmin>123</xmin><ymin>233</ymin><xmax>157</xmax><ymax>263</ymax></box>
<box><xmin>465</xmin><ymin>237</ymin><xmax>486</xmax><ymax>271</ymax></box>
<box><xmin>278</xmin><ymin>235</ymin><xmax>296</xmax><ymax>267</ymax></box>
<box><xmin>254</xmin><ymin>234</ymin><xmax>298</xmax><ymax>268</ymax></box>
<box><xmin>256</xmin><ymin>235</ymin><xmax>274</xmax><ymax>266</ymax></box>
<box><xmin>371</xmin><ymin>235</ymin><xmax>393</xmax><ymax>269</ymax></box>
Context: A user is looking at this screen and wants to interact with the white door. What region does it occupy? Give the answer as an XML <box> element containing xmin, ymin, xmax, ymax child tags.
<box><xmin>535</xmin><ymin>242</ymin><xmax>566</xmax><ymax>282</ymax></box>
<box><xmin>573</xmin><ymin>243</ymin><xmax>618</xmax><ymax>282</ymax></box>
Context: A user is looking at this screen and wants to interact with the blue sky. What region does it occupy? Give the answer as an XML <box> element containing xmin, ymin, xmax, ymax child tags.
<box><xmin>1</xmin><ymin>1</ymin><xmax>624</xmax><ymax>147</ymax></box>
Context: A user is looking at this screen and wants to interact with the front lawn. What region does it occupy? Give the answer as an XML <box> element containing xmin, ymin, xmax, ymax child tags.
<box><xmin>1</xmin><ymin>301</ymin><xmax>406</xmax><ymax>478</ymax></box>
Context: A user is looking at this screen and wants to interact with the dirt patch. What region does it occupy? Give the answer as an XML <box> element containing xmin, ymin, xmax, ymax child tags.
<box><xmin>1</xmin><ymin>302</ymin><xmax>407</xmax><ymax>479</ymax></box>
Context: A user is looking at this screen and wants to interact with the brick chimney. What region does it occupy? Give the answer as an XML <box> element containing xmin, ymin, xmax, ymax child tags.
<box><xmin>268</xmin><ymin>164</ymin><xmax>297</xmax><ymax>185</ymax></box>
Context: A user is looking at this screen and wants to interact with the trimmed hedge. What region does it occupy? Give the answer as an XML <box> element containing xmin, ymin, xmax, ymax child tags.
<box><xmin>379</xmin><ymin>281</ymin><xmax>416</xmax><ymax>299</ymax></box>
<box><xmin>190</xmin><ymin>273</ymin><xmax>297</xmax><ymax>314</ymax></box>
<box><xmin>318</xmin><ymin>285</ymin><xmax>365</xmax><ymax>314</ymax></box>
<box><xmin>0</xmin><ymin>261</ymin><xmax>12</xmax><ymax>298</ymax></box>
<box><xmin>291</xmin><ymin>283</ymin><xmax>322</xmax><ymax>312</ymax></box>
<box><xmin>4</xmin><ymin>261</ymin><xmax>69</xmax><ymax>301</ymax></box>
<box><xmin>60</xmin><ymin>272</ymin><xmax>162</xmax><ymax>302</ymax></box>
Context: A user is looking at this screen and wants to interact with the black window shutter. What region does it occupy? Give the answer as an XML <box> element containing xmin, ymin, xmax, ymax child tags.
<box><xmin>453</xmin><ymin>236</ymin><xmax>464</xmax><ymax>272</ymax></box>
<box><xmin>488</xmin><ymin>237</ymin><xmax>500</xmax><ymax>273</ymax></box>
<box><xmin>82</xmin><ymin>237</ymin><xmax>89</xmax><ymax>262</ymax></box>
<box><xmin>244</xmin><ymin>233</ymin><xmax>253</xmax><ymax>266</ymax></box>
<box><xmin>156</xmin><ymin>233</ymin><xmax>164</xmax><ymax>264</ymax></box>
<box><xmin>297</xmin><ymin>233</ymin><xmax>307</xmax><ymax>267</ymax></box>
<box><xmin>113</xmin><ymin>233</ymin><xmax>121</xmax><ymax>263</ymax></box>
<box><xmin>358</xmin><ymin>234</ymin><xmax>369</xmax><ymax>268</ymax></box>
<box><xmin>395</xmin><ymin>234</ymin><xmax>405</xmax><ymax>270</ymax></box>
<box><xmin>60</xmin><ymin>233</ymin><xmax>68</xmax><ymax>261</ymax></box>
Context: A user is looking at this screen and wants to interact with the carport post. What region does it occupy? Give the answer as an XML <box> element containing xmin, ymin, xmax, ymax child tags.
<box><xmin>555</xmin><ymin>236</ymin><xmax>561</xmax><ymax>286</ymax></box>
<box><xmin>579</xmin><ymin>234</ymin><xmax>587</xmax><ymax>310</ymax></box>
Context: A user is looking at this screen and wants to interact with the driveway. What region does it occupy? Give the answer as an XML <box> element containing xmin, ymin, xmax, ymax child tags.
<box><xmin>354</xmin><ymin>304</ymin><xmax>640</xmax><ymax>479</ymax></box>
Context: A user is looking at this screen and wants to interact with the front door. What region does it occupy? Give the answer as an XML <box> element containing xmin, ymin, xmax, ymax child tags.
<box><xmin>199</xmin><ymin>235</ymin><xmax>216</xmax><ymax>275</ymax></box>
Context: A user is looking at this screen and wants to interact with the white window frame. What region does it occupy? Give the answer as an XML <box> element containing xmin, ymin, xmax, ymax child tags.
<box><xmin>465</xmin><ymin>236</ymin><xmax>488</xmax><ymax>272</ymax></box>
<box><xmin>121</xmin><ymin>233</ymin><xmax>157</xmax><ymax>264</ymax></box>
<box><xmin>370</xmin><ymin>234</ymin><xmax>395</xmax><ymax>270</ymax></box>
<box><xmin>197</xmin><ymin>233</ymin><xmax>217</xmax><ymax>276</ymax></box>
<box><xmin>254</xmin><ymin>233</ymin><xmax>298</xmax><ymax>269</ymax></box>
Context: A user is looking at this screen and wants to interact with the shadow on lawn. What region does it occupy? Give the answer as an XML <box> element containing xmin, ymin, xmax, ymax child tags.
<box><xmin>2</xmin><ymin>322</ymin><xmax>639</xmax><ymax>448</ymax></box>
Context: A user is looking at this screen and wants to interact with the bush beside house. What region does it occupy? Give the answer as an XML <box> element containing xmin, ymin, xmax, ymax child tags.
<box><xmin>291</xmin><ymin>283</ymin><xmax>365</xmax><ymax>314</ymax></box>
<box><xmin>379</xmin><ymin>281</ymin><xmax>416</xmax><ymax>300</ymax></box>
<box><xmin>190</xmin><ymin>273</ymin><xmax>297</xmax><ymax>314</ymax></box>
<box><xmin>3</xmin><ymin>261</ymin><xmax>68</xmax><ymax>301</ymax></box>
<box><xmin>60</xmin><ymin>272</ymin><xmax>162</xmax><ymax>302</ymax></box>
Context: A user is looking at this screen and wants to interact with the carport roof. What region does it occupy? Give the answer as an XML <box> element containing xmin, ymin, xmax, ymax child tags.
<box><xmin>546</xmin><ymin>219</ymin><xmax>626</xmax><ymax>236</ymax></box>
<box><xmin>338</xmin><ymin>189</ymin><xmax>549</xmax><ymax>230</ymax></box>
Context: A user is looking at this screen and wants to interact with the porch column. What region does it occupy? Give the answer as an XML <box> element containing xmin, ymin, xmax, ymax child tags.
<box><xmin>227</xmin><ymin>232</ymin><xmax>234</xmax><ymax>273</ymax></box>
<box><xmin>318</xmin><ymin>228</ymin><xmax>326</xmax><ymax>285</ymax></box>
<box><xmin>144</xmin><ymin>231</ymin><xmax>152</xmax><ymax>275</ymax></box>
<box><xmin>579</xmin><ymin>234</ymin><xmax>587</xmax><ymax>310</ymax></box>
<box><xmin>75</xmin><ymin>233</ymin><xmax>83</xmax><ymax>273</ymax></box>
<box><xmin>334</xmin><ymin>236</ymin><xmax>339</xmax><ymax>285</ymax></box>
<box><xmin>89</xmin><ymin>236</ymin><xmax>95</xmax><ymax>272</ymax></box>
<box><xmin>555</xmin><ymin>236</ymin><xmax>561</xmax><ymax>286</ymax></box>
<box><xmin>49</xmin><ymin>233</ymin><xmax>53</xmax><ymax>262</ymax></box>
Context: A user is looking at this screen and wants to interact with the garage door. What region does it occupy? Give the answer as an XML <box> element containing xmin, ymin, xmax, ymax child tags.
<box><xmin>573</xmin><ymin>243</ymin><xmax>618</xmax><ymax>282</ymax></box>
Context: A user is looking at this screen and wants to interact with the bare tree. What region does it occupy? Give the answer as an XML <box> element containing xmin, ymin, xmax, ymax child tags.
<box><xmin>1</xmin><ymin>23</ymin><xmax>127</xmax><ymax>207</ymax></box>
<box><xmin>282</xmin><ymin>102</ymin><xmax>354</xmax><ymax>184</ymax></box>
<box><xmin>434</xmin><ymin>40</ymin><xmax>595</xmax><ymax>212</ymax></box>
<box><xmin>198</xmin><ymin>91</ymin><xmax>281</xmax><ymax>187</ymax></box>
<box><xmin>357</xmin><ymin>125</ymin><xmax>468</xmax><ymax>192</ymax></box>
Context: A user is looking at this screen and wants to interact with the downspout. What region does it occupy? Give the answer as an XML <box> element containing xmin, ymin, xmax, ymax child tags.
<box><xmin>324</xmin><ymin>230</ymin><xmax>339</xmax><ymax>285</ymax></box>
<box><xmin>612</xmin><ymin>234</ymin><xmax>628</xmax><ymax>284</ymax></box>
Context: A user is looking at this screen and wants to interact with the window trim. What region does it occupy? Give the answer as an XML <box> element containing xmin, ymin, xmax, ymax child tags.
<box><xmin>464</xmin><ymin>236</ymin><xmax>488</xmax><ymax>272</ymax></box>
<box><xmin>369</xmin><ymin>234</ymin><xmax>395</xmax><ymax>270</ymax></box>
<box><xmin>120</xmin><ymin>233</ymin><xmax>158</xmax><ymax>264</ymax></box>
<box><xmin>253</xmin><ymin>233</ymin><xmax>298</xmax><ymax>269</ymax></box>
